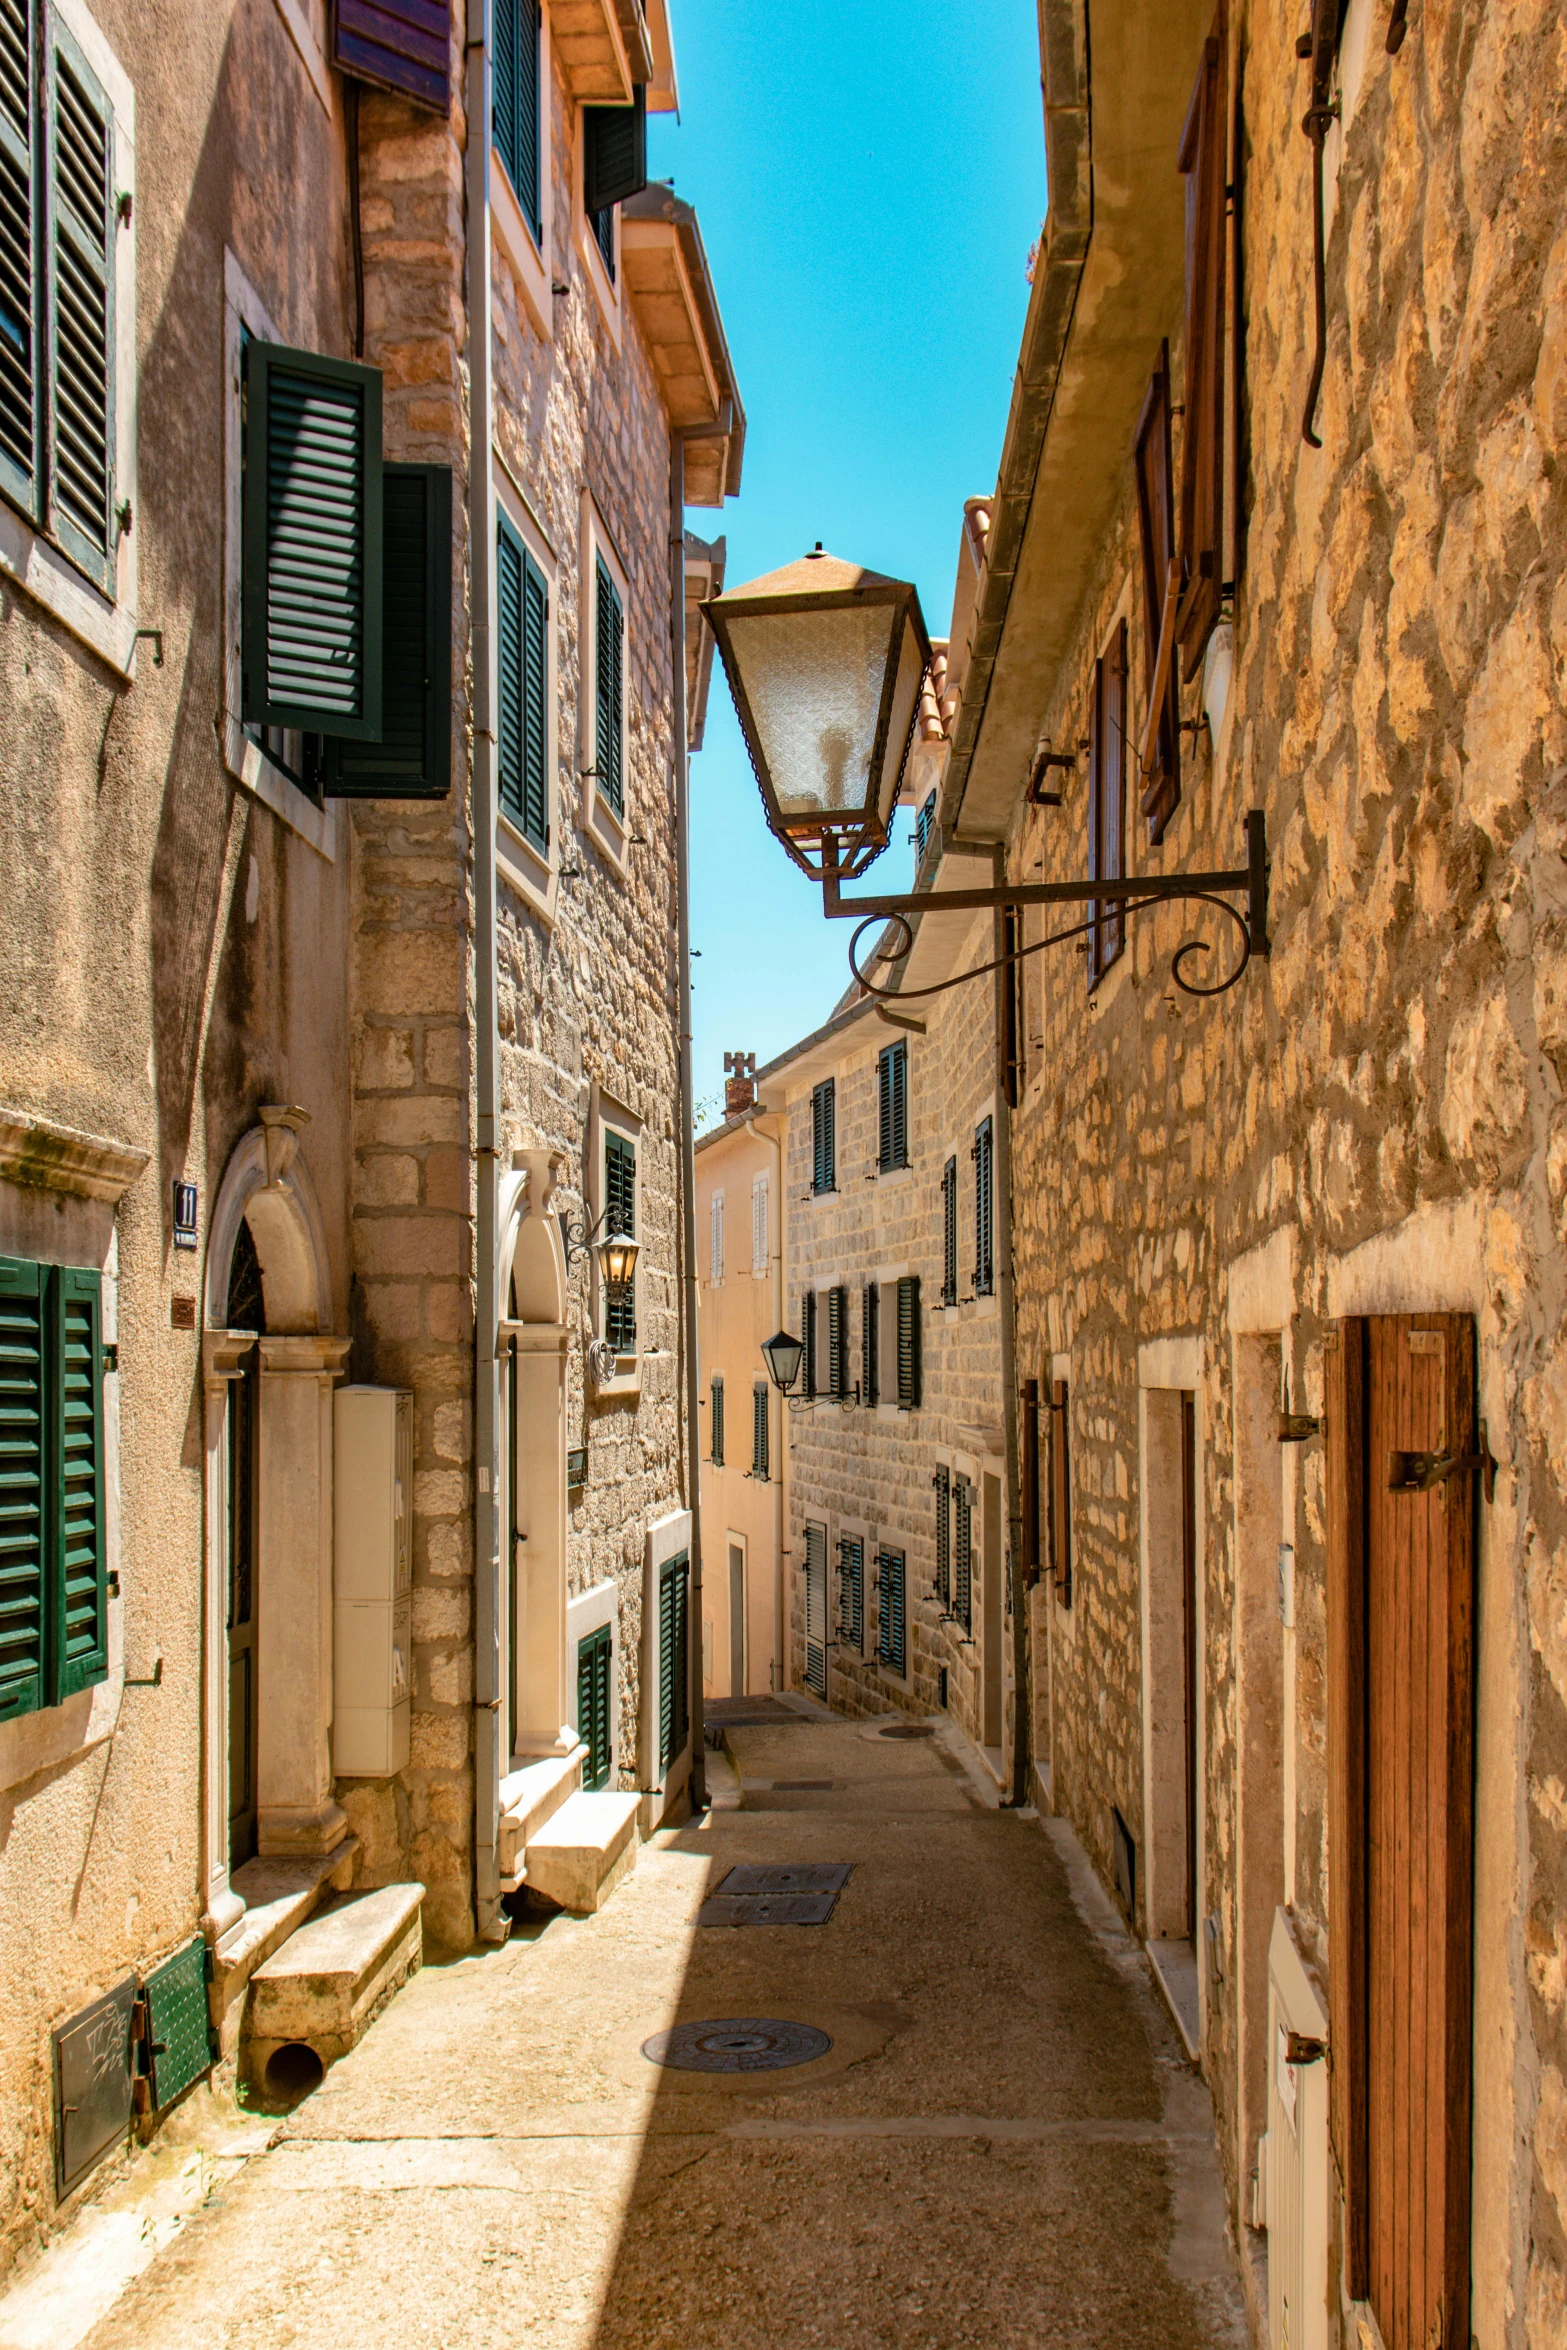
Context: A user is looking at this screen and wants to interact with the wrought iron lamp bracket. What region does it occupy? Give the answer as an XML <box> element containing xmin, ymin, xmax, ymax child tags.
<box><xmin>823</xmin><ymin>811</ymin><xmax>1270</xmax><ymax>1008</ymax></box>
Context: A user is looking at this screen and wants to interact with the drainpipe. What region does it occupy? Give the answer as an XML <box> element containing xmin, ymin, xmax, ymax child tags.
<box><xmin>994</xmin><ymin>851</ymin><xmax>1030</xmax><ymax>1808</ymax></box>
<box><xmin>466</xmin><ymin>0</ymin><xmax>504</xmax><ymax>1939</ymax></box>
<box><xmin>669</xmin><ymin>432</ymin><xmax>706</xmax><ymax>1812</ymax></box>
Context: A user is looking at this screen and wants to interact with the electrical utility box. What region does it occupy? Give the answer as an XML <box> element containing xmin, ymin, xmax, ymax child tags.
<box><xmin>333</xmin><ymin>1386</ymin><xmax>413</xmax><ymax>1776</ymax></box>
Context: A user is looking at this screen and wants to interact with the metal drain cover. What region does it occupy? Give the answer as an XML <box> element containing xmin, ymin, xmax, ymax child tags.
<box><xmin>643</xmin><ymin>2019</ymin><xmax>832</xmax><ymax>2073</ymax></box>
<box><xmin>698</xmin><ymin>1892</ymin><xmax>838</xmax><ymax>1927</ymax></box>
<box><xmin>880</xmin><ymin>1722</ymin><xmax>935</xmax><ymax>1739</ymax></box>
<box><xmin>718</xmin><ymin>1864</ymin><xmax>853</xmax><ymax>1895</ymax></box>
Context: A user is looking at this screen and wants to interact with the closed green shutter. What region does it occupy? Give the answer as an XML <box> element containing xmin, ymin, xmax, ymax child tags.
<box><xmin>878</xmin><ymin>1042</ymin><xmax>907</xmax><ymax>1172</ymax></box>
<box><xmin>710</xmin><ymin>1375</ymin><xmax>724</xmax><ymax>1466</ymax></box>
<box><xmin>577</xmin><ymin>1623</ymin><xmax>612</xmax><ymax>1790</ymax></box>
<box><xmin>954</xmin><ymin>1477</ymin><xmax>973</xmax><ymax>1636</ymax></box>
<box><xmin>583</xmin><ymin>85</ymin><xmax>646</xmax><ymax>215</ymax></box>
<box><xmin>877</xmin><ymin>1547</ymin><xmax>906</xmax><ymax>1677</ymax></box>
<box><xmin>801</xmin><ymin>1292</ymin><xmax>816</xmax><ymax>1398</ymax></box>
<box><xmin>0</xmin><ymin>1256</ymin><xmax>45</xmax><ymax>1720</ymax></box>
<box><xmin>242</xmin><ymin>341</ymin><xmax>383</xmax><ymax>738</ymax></box>
<box><xmin>603</xmin><ymin>1133</ymin><xmax>636</xmax><ymax>1353</ymax></box>
<box><xmin>941</xmin><ymin>1157</ymin><xmax>958</xmax><ymax>1304</ymax></box>
<box><xmin>45</xmin><ymin>15</ymin><xmax>115</xmax><ymax>591</ymax></box>
<box><xmin>827</xmin><ymin>1285</ymin><xmax>848</xmax><ymax>1401</ymax></box>
<box><xmin>838</xmin><ymin>1535</ymin><xmax>863</xmax><ymax>1650</ymax></box>
<box><xmin>50</xmin><ymin>1264</ymin><xmax>105</xmax><ymax>1700</ymax></box>
<box><xmin>751</xmin><ymin>1381</ymin><xmax>769</xmax><ymax>1480</ymax></box>
<box><xmin>322</xmin><ymin>465</ymin><xmax>451</xmax><ymax>798</ymax></box>
<box><xmin>896</xmin><ymin>1275</ymin><xmax>921</xmax><ymax>1410</ymax></box>
<box><xmin>659</xmin><ymin>1554</ymin><xmax>688</xmax><ymax>1771</ymax></box>
<box><xmin>496</xmin><ymin>512</ymin><xmax>548</xmax><ymax>846</ymax></box>
<box><xmin>811</xmin><ymin>1080</ymin><xmax>836</xmax><ymax>1193</ymax></box>
<box><xmin>594</xmin><ymin>554</ymin><xmax>624</xmax><ymax>817</ymax></box>
<box><xmin>933</xmin><ymin>1464</ymin><xmax>951</xmax><ymax>1607</ymax></box>
<box><xmin>862</xmin><ymin>1282</ymin><xmax>878</xmax><ymax>1408</ymax></box>
<box><xmin>802</xmin><ymin>1522</ymin><xmax>827</xmax><ymax>1697</ymax></box>
<box><xmin>973</xmin><ymin>1116</ymin><xmax>994</xmax><ymax>1296</ymax></box>
<box><xmin>493</xmin><ymin>0</ymin><xmax>541</xmax><ymax>244</ymax></box>
<box><xmin>0</xmin><ymin>0</ymin><xmax>40</xmax><ymax>523</ymax></box>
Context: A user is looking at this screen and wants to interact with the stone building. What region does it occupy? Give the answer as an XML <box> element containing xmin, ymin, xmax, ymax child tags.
<box><xmin>0</xmin><ymin>0</ymin><xmax>738</xmax><ymax>2267</ymax></box>
<box><xmin>916</xmin><ymin>2</ymin><xmax>1567</xmax><ymax>2346</ymax></box>
<box><xmin>693</xmin><ymin>1057</ymin><xmax>786</xmax><ymax>1700</ymax></box>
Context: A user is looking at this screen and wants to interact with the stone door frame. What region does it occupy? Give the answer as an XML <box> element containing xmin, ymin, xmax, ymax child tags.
<box><xmin>499</xmin><ymin>1151</ymin><xmax>573</xmax><ymax>1762</ymax></box>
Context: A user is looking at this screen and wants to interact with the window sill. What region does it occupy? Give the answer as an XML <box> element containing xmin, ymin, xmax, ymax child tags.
<box><xmin>0</xmin><ymin>500</ymin><xmax>137</xmax><ymax>679</ymax></box>
<box><xmin>492</xmin><ymin>152</ymin><xmax>553</xmax><ymax>341</ymax></box>
<box><xmin>497</xmin><ymin>813</ymin><xmax>555</xmax><ymax>921</ymax></box>
<box><xmin>871</xmin><ymin>1163</ymin><xmax>912</xmax><ymax>1187</ymax></box>
<box><xmin>584</xmin><ymin>788</ymin><xmax>629</xmax><ymax>874</ymax></box>
<box><xmin>0</xmin><ymin>1661</ymin><xmax>119</xmax><ymax>1797</ymax></box>
<box><xmin>597</xmin><ymin>1354</ymin><xmax>641</xmax><ymax>1401</ymax></box>
<box><xmin>575</xmin><ymin>210</ymin><xmax>623</xmax><ymax>349</ymax></box>
<box><xmin>222</xmin><ymin>715</ymin><xmax>339</xmax><ymax>860</ymax></box>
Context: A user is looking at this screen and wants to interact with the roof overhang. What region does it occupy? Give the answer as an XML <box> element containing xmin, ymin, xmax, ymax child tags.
<box><xmin>943</xmin><ymin>0</ymin><xmax>1212</xmax><ymax>844</ymax></box>
<box><xmin>684</xmin><ymin>530</ymin><xmax>725</xmax><ymax>750</ymax></box>
<box><xmin>621</xmin><ymin>184</ymin><xmax>746</xmax><ymax>505</ymax></box>
<box><xmin>549</xmin><ymin>0</ymin><xmax>677</xmax><ymax>108</ymax></box>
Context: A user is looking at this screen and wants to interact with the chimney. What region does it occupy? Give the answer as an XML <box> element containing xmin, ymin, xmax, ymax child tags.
<box><xmin>723</xmin><ymin>1051</ymin><xmax>757</xmax><ymax>1117</ymax></box>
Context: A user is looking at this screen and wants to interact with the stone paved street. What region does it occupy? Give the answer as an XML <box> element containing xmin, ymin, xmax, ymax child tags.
<box><xmin>79</xmin><ymin>1713</ymin><xmax>1246</xmax><ymax>2350</ymax></box>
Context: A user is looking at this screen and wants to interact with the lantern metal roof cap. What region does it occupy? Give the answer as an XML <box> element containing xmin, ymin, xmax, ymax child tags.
<box><xmin>704</xmin><ymin>545</ymin><xmax>928</xmax><ymax>624</ymax></box>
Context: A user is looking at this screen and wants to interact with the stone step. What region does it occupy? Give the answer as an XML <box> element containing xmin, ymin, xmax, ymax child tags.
<box><xmin>245</xmin><ymin>1882</ymin><xmax>424</xmax><ymax>2087</ymax></box>
<box><xmin>497</xmin><ymin>1747</ymin><xmax>586</xmax><ymax>1885</ymax></box>
<box><xmin>214</xmin><ymin>1845</ymin><xmax>360</xmax><ymax>2035</ymax></box>
<box><xmin>524</xmin><ymin>1790</ymin><xmax>640</xmax><ymax>1915</ymax></box>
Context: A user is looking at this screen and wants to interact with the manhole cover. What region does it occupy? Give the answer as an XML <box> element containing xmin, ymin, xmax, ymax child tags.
<box><xmin>718</xmin><ymin>1864</ymin><xmax>852</xmax><ymax>1895</ymax></box>
<box><xmin>643</xmin><ymin>2019</ymin><xmax>832</xmax><ymax>2073</ymax></box>
<box><xmin>698</xmin><ymin>1892</ymin><xmax>838</xmax><ymax>1927</ymax></box>
<box><xmin>880</xmin><ymin>1723</ymin><xmax>935</xmax><ymax>1740</ymax></box>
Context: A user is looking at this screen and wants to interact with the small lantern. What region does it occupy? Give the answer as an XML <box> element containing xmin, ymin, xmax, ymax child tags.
<box><xmin>761</xmin><ymin>1327</ymin><xmax>805</xmax><ymax>1395</ymax></box>
<box><xmin>702</xmin><ymin>546</ymin><xmax>931</xmax><ymax>880</ymax></box>
<box><xmin>597</xmin><ymin>1231</ymin><xmax>640</xmax><ymax>1290</ymax></box>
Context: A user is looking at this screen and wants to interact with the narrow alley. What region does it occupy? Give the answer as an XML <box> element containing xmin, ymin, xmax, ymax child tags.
<box><xmin>73</xmin><ymin>1709</ymin><xmax>1244</xmax><ymax>2350</ymax></box>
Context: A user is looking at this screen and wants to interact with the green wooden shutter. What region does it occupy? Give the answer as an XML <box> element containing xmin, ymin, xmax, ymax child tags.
<box><xmin>862</xmin><ymin>1282</ymin><xmax>878</xmax><ymax>1408</ymax></box>
<box><xmin>0</xmin><ymin>0</ymin><xmax>41</xmax><ymax>522</ymax></box>
<box><xmin>604</xmin><ymin>1133</ymin><xmax>636</xmax><ymax>1353</ymax></box>
<box><xmin>242</xmin><ymin>342</ymin><xmax>383</xmax><ymax>737</ymax></box>
<box><xmin>496</xmin><ymin>512</ymin><xmax>547</xmax><ymax>846</ymax></box>
<box><xmin>751</xmin><ymin>1381</ymin><xmax>769</xmax><ymax>1480</ymax></box>
<box><xmin>659</xmin><ymin>1555</ymin><xmax>688</xmax><ymax>1771</ymax></box>
<box><xmin>493</xmin><ymin>0</ymin><xmax>540</xmax><ymax>244</ymax></box>
<box><xmin>811</xmin><ymin>1079</ymin><xmax>836</xmax><ymax>1193</ymax></box>
<box><xmin>583</xmin><ymin>84</ymin><xmax>646</xmax><ymax>213</ymax></box>
<box><xmin>801</xmin><ymin>1291</ymin><xmax>816</xmax><ymax>1398</ymax></box>
<box><xmin>577</xmin><ymin>1623</ymin><xmax>612</xmax><ymax>1790</ymax></box>
<box><xmin>322</xmin><ymin>464</ymin><xmax>451</xmax><ymax>798</ymax></box>
<box><xmin>878</xmin><ymin>1042</ymin><xmax>907</xmax><ymax>1171</ymax></box>
<box><xmin>827</xmin><ymin>1286</ymin><xmax>847</xmax><ymax>1400</ymax></box>
<box><xmin>954</xmin><ymin>1477</ymin><xmax>973</xmax><ymax>1636</ymax></box>
<box><xmin>0</xmin><ymin>1256</ymin><xmax>46</xmax><ymax>1720</ymax></box>
<box><xmin>49</xmin><ymin>1264</ymin><xmax>105</xmax><ymax>1700</ymax></box>
<box><xmin>877</xmin><ymin>1547</ymin><xmax>906</xmax><ymax>1677</ymax></box>
<box><xmin>710</xmin><ymin>1375</ymin><xmax>724</xmax><ymax>1466</ymax></box>
<box><xmin>594</xmin><ymin>554</ymin><xmax>624</xmax><ymax>816</ymax></box>
<box><xmin>933</xmin><ymin>1464</ymin><xmax>951</xmax><ymax>1607</ymax></box>
<box><xmin>838</xmin><ymin>1536</ymin><xmax>863</xmax><ymax>1650</ymax></box>
<box><xmin>877</xmin><ymin>1047</ymin><xmax>893</xmax><ymax>1170</ymax></box>
<box><xmin>896</xmin><ymin>1275</ymin><xmax>920</xmax><ymax>1410</ymax></box>
<box><xmin>802</xmin><ymin>1523</ymin><xmax>827</xmax><ymax>1697</ymax></box>
<box><xmin>941</xmin><ymin>1159</ymin><xmax>958</xmax><ymax>1305</ymax></box>
<box><xmin>45</xmin><ymin>15</ymin><xmax>115</xmax><ymax>591</ymax></box>
<box><xmin>973</xmin><ymin>1116</ymin><xmax>994</xmax><ymax>1296</ymax></box>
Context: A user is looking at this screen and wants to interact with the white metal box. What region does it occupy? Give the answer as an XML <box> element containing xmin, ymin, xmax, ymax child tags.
<box><xmin>332</xmin><ymin>1387</ymin><xmax>413</xmax><ymax>1777</ymax></box>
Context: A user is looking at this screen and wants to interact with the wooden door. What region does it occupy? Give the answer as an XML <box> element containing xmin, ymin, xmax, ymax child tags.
<box><xmin>226</xmin><ymin>1349</ymin><xmax>259</xmax><ymax>1868</ymax></box>
<box><xmin>1326</xmin><ymin>1315</ymin><xmax>1476</xmax><ymax>2350</ymax></box>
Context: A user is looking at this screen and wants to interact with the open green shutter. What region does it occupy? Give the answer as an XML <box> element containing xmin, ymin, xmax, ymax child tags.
<box><xmin>0</xmin><ymin>1256</ymin><xmax>45</xmax><ymax>1720</ymax></box>
<box><xmin>752</xmin><ymin>1381</ymin><xmax>768</xmax><ymax>1479</ymax></box>
<box><xmin>243</xmin><ymin>342</ymin><xmax>383</xmax><ymax>737</ymax></box>
<box><xmin>577</xmin><ymin>1624</ymin><xmax>611</xmax><ymax>1790</ymax></box>
<box><xmin>604</xmin><ymin>1134</ymin><xmax>636</xmax><ymax>1352</ymax></box>
<box><xmin>493</xmin><ymin>515</ymin><xmax>548</xmax><ymax>849</ymax></box>
<box><xmin>0</xmin><ymin>0</ymin><xmax>40</xmax><ymax>523</ymax></box>
<box><xmin>50</xmin><ymin>1265</ymin><xmax>105</xmax><ymax>1700</ymax></box>
<box><xmin>954</xmin><ymin>1478</ymin><xmax>973</xmax><ymax>1636</ymax></box>
<box><xmin>595</xmin><ymin>555</ymin><xmax>624</xmax><ymax>817</ymax></box>
<box><xmin>322</xmin><ymin>464</ymin><xmax>450</xmax><ymax>798</ymax></box>
<box><xmin>583</xmin><ymin>84</ymin><xmax>646</xmax><ymax>214</ymax></box>
<box><xmin>862</xmin><ymin>1282</ymin><xmax>878</xmax><ymax>1407</ymax></box>
<box><xmin>933</xmin><ymin>1465</ymin><xmax>951</xmax><ymax>1606</ymax></box>
<box><xmin>45</xmin><ymin>14</ymin><xmax>115</xmax><ymax>591</ymax></box>
<box><xmin>493</xmin><ymin>0</ymin><xmax>540</xmax><ymax>244</ymax></box>
<box><xmin>659</xmin><ymin>1555</ymin><xmax>688</xmax><ymax>1770</ymax></box>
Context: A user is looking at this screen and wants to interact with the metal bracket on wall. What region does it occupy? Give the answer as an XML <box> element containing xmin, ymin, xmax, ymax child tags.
<box><xmin>1277</xmin><ymin>1376</ymin><xmax>1321</xmax><ymax>1444</ymax></box>
<box><xmin>1387</xmin><ymin>1423</ymin><xmax>1497</xmax><ymax>1504</ymax></box>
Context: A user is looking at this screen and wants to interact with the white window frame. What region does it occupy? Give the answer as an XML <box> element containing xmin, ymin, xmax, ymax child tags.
<box><xmin>872</xmin><ymin>1261</ymin><xmax>911</xmax><ymax>1418</ymax></box>
<box><xmin>580</xmin><ymin>494</ymin><xmax>630</xmax><ymax>868</ymax></box>
<box><xmin>589</xmin><ymin>1086</ymin><xmax>641</xmax><ymax>1395</ymax></box>
<box><xmin>0</xmin><ymin>0</ymin><xmax>138</xmax><ymax>677</ymax></box>
<box><xmin>494</xmin><ymin>453</ymin><xmax>558</xmax><ymax>918</ymax></box>
<box><xmin>751</xmin><ymin>1172</ymin><xmax>769</xmax><ymax>1278</ymax></box>
<box><xmin>221</xmin><ymin>249</ymin><xmax>339</xmax><ymax>861</ymax></box>
<box><xmin>491</xmin><ymin>0</ymin><xmax>554</xmax><ymax>339</ymax></box>
<box><xmin>271</xmin><ymin>0</ymin><xmax>332</xmax><ymax>111</ymax></box>
<box><xmin>572</xmin><ymin>103</ymin><xmax>623</xmax><ymax>348</ymax></box>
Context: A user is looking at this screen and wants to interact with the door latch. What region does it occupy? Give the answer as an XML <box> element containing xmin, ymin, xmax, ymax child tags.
<box><xmin>1388</xmin><ymin>1421</ymin><xmax>1497</xmax><ymax>1504</ymax></box>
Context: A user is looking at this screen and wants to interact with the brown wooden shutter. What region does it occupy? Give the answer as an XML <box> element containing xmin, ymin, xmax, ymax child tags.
<box><xmin>1048</xmin><ymin>1378</ymin><xmax>1071</xmax><ymax>1605</ymax></box>
<box><xmin>1175</xmin><ymin>3</ymin><xmax>1228</xmax><ymax>678</ymax></box>
<box><xmin>1133</xmin><ymin>345</ymin><xmax>1181</xmax><ymax>843</ymax></box>
<box><xmin>1326</xmin><ymin>1313</ymin><xmax>1477</xmax><ymax>2349</ymax></box>
<box><xmin>1088</xmin><ymin>622</ymin><xmax>1127</xmax><ymax>985</ymax></box>
<box><xmin>333</xmin><ymin>1</ymin><xmax>453</xmax><ymax>115</ymax></box>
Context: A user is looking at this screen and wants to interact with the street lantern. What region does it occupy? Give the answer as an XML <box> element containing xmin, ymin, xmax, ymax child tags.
<box><xmin>598</xmin><ymin>1231</ymin><xmax>640</xmax><ymax>1289</ymax></box>
<box><xmin>702</xmin><ymin>546</ymin><xmax>932</xmax><ymax>880</ymax></box>
<box><xmin>760</xmin><ymin>1327</ymin><xmax>805</xmax><ymax>1395</ymax></box>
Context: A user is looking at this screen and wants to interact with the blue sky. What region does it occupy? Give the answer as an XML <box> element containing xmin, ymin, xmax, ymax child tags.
<box><xmin>651</xmin><ymin>3</ymin><xmax>1046</xmax><ymax>1121</ymax></box>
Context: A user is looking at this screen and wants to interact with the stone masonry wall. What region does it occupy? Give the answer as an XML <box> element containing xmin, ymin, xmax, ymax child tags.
<box><xmin>1008</xmin><ymin>2</ymin><xmax>1567</xmax><ymax>2333</ymax></box>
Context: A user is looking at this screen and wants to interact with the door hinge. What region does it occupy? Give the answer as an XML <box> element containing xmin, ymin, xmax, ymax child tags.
<box><xmin>1388</xmin><ymin>1421</ymin><xmax>1497</xmax><ymax>1503</ymax></box>
<box><xmin>1284</xmin><ymin>2031</ymin><xmax>1325</xmax><ymax>2066</ymax></box>
<box><xmin>102</xmin><ymin>1342</ymin><xmax>118</xmax><ymax>1374</ymax></box>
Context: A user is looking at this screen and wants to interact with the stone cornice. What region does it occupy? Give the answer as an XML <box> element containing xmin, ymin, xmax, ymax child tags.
<box><xmin>0</xmin><ymin>1106</ymin><xmax>149</xmax><ymax>1202</ymax></box>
